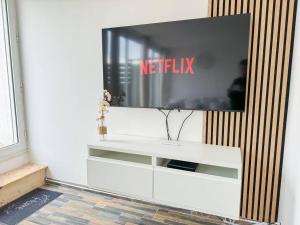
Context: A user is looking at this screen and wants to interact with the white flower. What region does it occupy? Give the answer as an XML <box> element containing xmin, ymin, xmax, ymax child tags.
<box><xmin>102</xmin><ymin>100</ymin><xmax>110</xmax><ymax>106</ymax></box>
<box><xmin>103</xmin><ymin>90</ymin><xmax>112</xmax><ymax>101</ymax></box>
<box><xmin>98</xmin><ymin>90</ymin><xmax>112</xmax><ymax>116</ymax></box>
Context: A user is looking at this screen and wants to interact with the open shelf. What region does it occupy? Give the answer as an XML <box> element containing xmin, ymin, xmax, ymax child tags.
<box><xmin>89</xmin><ymin>148</ymin><xmax>152</xmax><ymax>165</ymax></box>
<box><xmin>196</xmin><ymin>164</ymin><xmax>238</xmax><ymax>179</ymax></box>
<box><xmin>156</xmin><ymin>158</ymin><xmax>238</xmax><ymax>179</ymax></box>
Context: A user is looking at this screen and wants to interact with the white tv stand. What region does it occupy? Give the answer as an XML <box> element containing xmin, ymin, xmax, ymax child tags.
<box><xmin>87</xmin><ymin>137</ymin><xmax>242</xmax><ymax>219</ymax></box>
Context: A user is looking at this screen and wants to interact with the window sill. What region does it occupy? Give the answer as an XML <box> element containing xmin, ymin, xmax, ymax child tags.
<box><xmin>0</xmin><ymin>147</ymin><xmax>29</xmax><ymax>163</ymax></box>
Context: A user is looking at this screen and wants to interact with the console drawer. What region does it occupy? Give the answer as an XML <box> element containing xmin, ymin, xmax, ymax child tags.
<box><xmin>153</xmin><ymin>167</ymin><xmax>240</xmax><ymax>218</ymax></box>
<box><xmin>87</xmin><ymin>157</ymin><xmax>152</xmax><ymax>199</ymax></box>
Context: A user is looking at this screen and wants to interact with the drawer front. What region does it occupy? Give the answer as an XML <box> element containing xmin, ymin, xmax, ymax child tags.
<box><xmin>87</xmin><ymin>158</ymin><xmax>153</xmax><ymax>199</ymax></box>
<box><xmin>154</xmin><ymin>168</ymin><xmax>240</xmax><ymax>218</ymax></box>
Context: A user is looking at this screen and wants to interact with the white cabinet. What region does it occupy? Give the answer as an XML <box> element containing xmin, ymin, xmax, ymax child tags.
<box><xmin>87</xmin><ymin>137</ymin><xmax>242</xmax><ymax>219</ymax></box>
<box><xmin>87</xmin><ymin>151</ymin><xmax>153</xmax><ymax>199</ymax></box>
<box><xmin>153</xmin><ymin>167</ymin><xmax>240</xmax><ymax>218</ymax></box>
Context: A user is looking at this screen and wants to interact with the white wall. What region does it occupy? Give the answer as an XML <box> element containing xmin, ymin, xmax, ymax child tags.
<box><xmin>17</xmin><ymin>0</ymin><xmax>208</xmax><ymax>185</ymax></box>
<box><xmin>0</xmin><ymin>151</ymin><xmax>29</xmax><ymax>174</ymax></box>
<box><xmin>278</xmin><ymin>3</ymin><xmax>300</xmax><ymax>225</ymax></box>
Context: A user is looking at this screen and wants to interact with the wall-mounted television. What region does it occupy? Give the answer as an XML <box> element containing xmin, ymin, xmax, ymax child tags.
<box><xmin>102</xmin><ymin>15</ymin><xmax>250</xmax><ymax>111</ymax></box>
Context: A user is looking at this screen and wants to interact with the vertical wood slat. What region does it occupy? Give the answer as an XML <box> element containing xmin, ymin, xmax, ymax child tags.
<box><xmin>231</xmin><ymin>0</ymin><xmax>236</xmax><ymax>14</ymax></box>
<box><xmin>262</xmin><ymin>0</ymin><xmax>284</xmax><ymax>221</ymax></box>
<box><xmin>218</xmin><ymin>112</ymin><xmax>224</xmax><ymax>145</ymax></box>
<box><xmin>202</xmin><ymin>111</ymin><xmax>207</xmax><ymax>143</ymax></box>
<box><xmin>218</xmin><ymin>0</ymin><xmax>224</xmax><ymax>146</ymax></box>
<box><xmin>223</xmin><ymin>112</ymin><xmax>229</xmax><ymax>145</ymax></box>
<box><xmin>219</xmin><ymin>0</ymin><xmax>224</xmax><ymax>16</ymax></box>
<box><xmin>265</xmin><ymin>0</ymin><xmax>288</xmax><ymax>222</ymax></box>
<box><xmin>253</xmin><ymin>0</ymin><xmax>275</xmax><ymax>220</ymax></box>
<box><xmin>213</xmin><ymin>0</ymin><xmax>218</xmax><ymax>17</ymax></box>
<box><xmin>229</xmin><ymin>114</ymin><xmax>235</xmax><ymax>146</ymax></box>
<box><xmin>203</xmin><ymin>0</ymin><xmax>213</xmax><ymax>144</ymax></box>
<box><xmin>258</xmin><ymin>0</ymin><xmax>281</xmax><ymax>221</ymax></box>
<box><xmin>224</xmin><ymin>0</ymin><xmax>229</xmax><ymax>16</ymax></box>
<box><xmin>207</xmin><ymin>111</ymin><xmax>212</xmax><ymax>144</ymax></box>
<box><xmin>236</xmin><ymin>0</ymin><xmax>242</xmax><ymax>14</ymax></box>
<box><xmin>213</xmin><ymin>112</ymin><xmax>218</xmax><ymax>145</ymax></box>
<box><xmin>239</xmin><ymin>1</ymin><xmax>252</xmax><ymax>207</ymax></box>
<box><xmin>248</xmin><ymin>0</ymin><xmax>267</xmax><ymax>218</ymax></box>
<box><xmin>203</xmin><ymin>0</ymin><xmax>298</xmax><ymax>223</ymax></box>
<box><xmin>232</xmin><ymin>0</ymin><xmax>242</xmax><ymax>148</ymax></box>
<box><xmin>233</xmin><ymin>0</ymin><xmax>242</xmax><ymax>149</ymax></box>
<box><xmin>211</xmin><ymin>0</ymin><xmax>218</xmax><ymax>146</ymax></box>
<box><xmin>235</xmin><ymin>112</ymin><xmax>241</xmax><ymax>147</ymax></box>
<box><xmin>208</xmin><ymin>0</ymin><xmax>213</xmax><ymax>18</ymax></box>
<box><xmin>242</xmin><ymin>0</ymin><xmax>257</xmax><ymax>218</ymax></box>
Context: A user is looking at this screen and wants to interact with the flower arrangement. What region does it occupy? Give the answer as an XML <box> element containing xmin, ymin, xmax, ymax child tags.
<box><xmin>97</xmin><ymin>89</ymin><xmax>111</xmax><ymax>139</ymax></box>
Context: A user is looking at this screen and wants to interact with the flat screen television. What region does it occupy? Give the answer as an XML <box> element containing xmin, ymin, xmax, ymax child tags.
<box><xmin>102</xmin><ymin>15</ymin><xmax>250</xmax><ymax>111</ymax></box>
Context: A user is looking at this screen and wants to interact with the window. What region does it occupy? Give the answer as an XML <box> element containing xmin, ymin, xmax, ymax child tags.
<box><xmin>0</xmin><ymin>0</ymin><xmax>26</xmax><ymax>154</ymax></box>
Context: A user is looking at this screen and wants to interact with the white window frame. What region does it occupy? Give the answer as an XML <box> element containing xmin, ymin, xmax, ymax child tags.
<box><xmin>0</xmin><ymin>0</ymin><xmax>27</xmax><ymax>159</ymax></box>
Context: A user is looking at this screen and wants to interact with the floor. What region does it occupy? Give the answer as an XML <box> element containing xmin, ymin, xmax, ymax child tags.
<box><xmin>19</xmin><ymin>184</ymin><xmax>253</xmax><ymax>225</ymax></box>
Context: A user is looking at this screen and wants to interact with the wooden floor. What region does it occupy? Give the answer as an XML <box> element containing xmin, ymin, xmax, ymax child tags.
<box><xmin>19</xmin><ymin>184</ymin><xmax>252</xmax><ymax>225</ymax></box>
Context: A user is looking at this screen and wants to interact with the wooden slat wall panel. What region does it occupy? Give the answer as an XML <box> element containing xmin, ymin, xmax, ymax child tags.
<box><xmin>253</xmin><ymin>0</ymin><xmax>274</xmax><ymax>220</ymax></box>
<box><xmin>272</xmin><ymin>1</ymin><xmax>296</xmax><ymax>220</ymax></box>
<box><xmin>203</xmin><ymin>0</ymin><xmax>298</xmax><ymax>223</ymax></box>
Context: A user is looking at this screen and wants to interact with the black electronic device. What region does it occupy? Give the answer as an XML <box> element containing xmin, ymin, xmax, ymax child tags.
<box><xmin>167</xmin><ymin>160</ymin><xmax>198</xmax><ymax>172</ymax></box>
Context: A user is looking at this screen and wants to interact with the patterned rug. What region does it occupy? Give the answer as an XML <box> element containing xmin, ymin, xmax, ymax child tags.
<box><xmin>0</xmin><ymin>188</ymin><xmax>62</xmax><ymax>225</ymax></box>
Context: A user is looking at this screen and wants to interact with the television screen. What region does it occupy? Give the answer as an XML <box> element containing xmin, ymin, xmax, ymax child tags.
<box><xmin>102</xmin><ymin>15</ymin><xmax>250</xmax><ymax>111</ymax></box>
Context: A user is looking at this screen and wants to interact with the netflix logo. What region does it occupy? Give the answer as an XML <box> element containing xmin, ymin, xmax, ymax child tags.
<box><xmin>139</xmin><ymin>57</ymin><xmax>195</xmax><ymax>75</ymax></box>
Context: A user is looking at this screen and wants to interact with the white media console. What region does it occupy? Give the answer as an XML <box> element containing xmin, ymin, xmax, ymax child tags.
<box><xmin>87</xmin><ymin>136</ymin><xmax>242</xmax><ymax>219</ymax></box>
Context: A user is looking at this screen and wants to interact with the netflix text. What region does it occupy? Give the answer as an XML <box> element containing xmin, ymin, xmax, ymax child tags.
<box><xmin>139</xmin><ymin>57</ymin><xmax>195</xmax><ymax>75</ymax></box>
